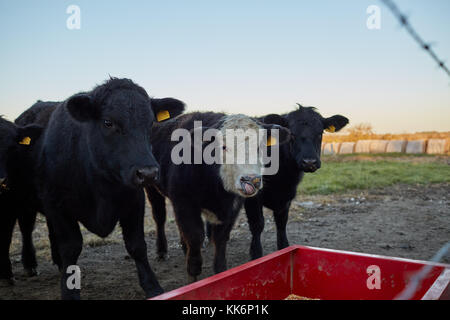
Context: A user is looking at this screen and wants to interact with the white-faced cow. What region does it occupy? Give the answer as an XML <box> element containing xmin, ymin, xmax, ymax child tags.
<box><xmin>146</xmin><ymin>112</ymin><xmax>290</xmax><ymax>282</ymax></box>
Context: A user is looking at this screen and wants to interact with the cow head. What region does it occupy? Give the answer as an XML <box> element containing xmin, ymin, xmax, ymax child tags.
<box><xmin>66</xmin><ymin>78</ymin><xmax>185</xmax><ymax>189</ymax></box>
<box><xmin>263</xmin><ymin>104</ymin><xmax>349</xmax><ymax>172</ymax></box>
<box><xmin>0</xmin><ymin>116</ymin><xmax>43</xmax><ymax>192</ymax></box>
<box><xmin>192</xmin><ymin>114</ymin><xmax>290</xmax><ymax>198</ymax></box>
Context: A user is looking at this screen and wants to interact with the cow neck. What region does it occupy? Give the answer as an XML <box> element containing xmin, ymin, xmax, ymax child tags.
<box><xmin>279</xmin><ymin>144</ymin><xmax>302</xmax><ymax>178</ymax></box>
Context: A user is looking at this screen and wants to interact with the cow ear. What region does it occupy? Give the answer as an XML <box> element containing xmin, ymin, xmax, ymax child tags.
<box><xmin>323</xmin><ymin>115</ymin><xmax>349</xmax><ymax>133</ymax></box>
<box><xmin>262</xmin><ymin>114</ymin><xmax>289</xmax><ymax>128</ymax></box>
<box><xmin>16</xmin><ymin>124</ymin><xmax>44</xmax><ymax>147</ymax></box>
<box><xmin>66</xmin><ymin>94</ymin><xmax>98</xmax><ymax>122</ymax></box>
<box><xmin>260</xmin><ymin>123</ymin><xmax>291</xmax><ymax>146</ymax></box>
<box><xmin>151</xmin><ymin>98</ymin><xmax>185</xmax><ymax>122</ymax></box>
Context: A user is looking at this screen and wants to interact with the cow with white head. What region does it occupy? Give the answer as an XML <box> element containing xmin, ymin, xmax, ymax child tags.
<box><xmin>146</xmin><ymin>111</ymin><xmax>290</xmax><ymax>282</ymax></box>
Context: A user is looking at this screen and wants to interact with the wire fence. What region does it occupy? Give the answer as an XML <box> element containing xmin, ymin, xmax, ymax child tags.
<box><xmin>380</xmin><ymin>0</ymin><xmax>450</xmax><ymax>78</ymax></box>
<box><xmin>395</xmin><ymin>242</ymin><xmax>450</xmax><ymax>300</ymax></box>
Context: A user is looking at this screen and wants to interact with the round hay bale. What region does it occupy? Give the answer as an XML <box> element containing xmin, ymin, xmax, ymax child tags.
<box><xmin>370</xmin><ymin>140</ymin><xmax>389</xmax><ymax>153</ymax></box>
<box><xmin>322</xmin><ymin>142</ymin><xmax>341</xmax><ymax>155</ymax></box>
<box><xmin>354</xmin><ymin>140</ymin><xmax>372</xmax><ymax>153</ymax></box>
<box><xmin>322</xmin><ymin>143</ymin><xmax>333</xmax><ymax>155</ymax></box>
<box><xmin>332</xmin><ymin>142</ymin><xmax>341</xmax><ymax>154</ymax></box>
<box><xmin>386</xmin><ymin>140</ymin><xmax>407</xmax><ymax>153</ymax></box>
<box><xmin>339</xmin><ymin>142</ymin><xmax>355</xmax><ymax>154</ymax></box>
<box><xmin>426</xmin><ymin>139</ymin><xmax>447</xmax><ymax>154</ymax></box>
<box><xmin>405</xmin><ymin>140</ymin><xmax>427</xmax><ymax>154</ymax></box>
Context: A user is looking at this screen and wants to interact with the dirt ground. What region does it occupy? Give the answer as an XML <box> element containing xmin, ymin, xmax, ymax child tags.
<box><xmin>0</xmin><ymin>182</ymin><xmax>449</xmax><ymax>300</ymax></box>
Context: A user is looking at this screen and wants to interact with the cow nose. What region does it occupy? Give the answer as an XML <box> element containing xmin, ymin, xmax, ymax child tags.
<box><xmin>134</xmin><ymin>167</ymin><xmax>159</xmax><ymax>186</ymax></box>
<box><xmin>301</xmin><ymin>159</ymin><xmax>318</xmax><ymax>171</ymax></box>
<box><xmin>303</xmin><ymin>159</ymin><xmax>317</xmax><ymax>166</ymax></box>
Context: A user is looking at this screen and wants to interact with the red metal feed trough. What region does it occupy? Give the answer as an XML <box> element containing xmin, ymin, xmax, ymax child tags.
<box><xmin>151</xmin><ymin>245</ymin><xmax>449</xmax><ymax>300</ymax></box>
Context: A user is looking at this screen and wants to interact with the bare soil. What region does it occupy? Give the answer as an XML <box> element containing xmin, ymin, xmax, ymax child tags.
<box><xmin>0</xmin><ymin>183</ymin><xmax>449</xmax><ymax>300</ymax></box>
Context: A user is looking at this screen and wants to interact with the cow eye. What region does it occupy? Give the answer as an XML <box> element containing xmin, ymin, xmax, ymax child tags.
<box><xmin>103</xmin><ymin>119</ymin><xmax>114</xmax><ymax>129</ymax></box>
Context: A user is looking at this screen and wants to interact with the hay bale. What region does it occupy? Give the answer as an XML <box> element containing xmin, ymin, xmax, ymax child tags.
<box><xmin>322</xmin><ymin>142</ymin><xmax>341</xmax><ymax>155</ymax></box>
<box><xmin>386</xmin><ymin>140</ymin><xmax>407</xmax><ymax>153</ymax></box>
<box><xmin>405</xmin><ymin>140</ymin><xmax>426</xmax><ymax>154</ymax></box>
<box><xmin>339</xmin><ymin>142</ymin><xmax>355</xmax><ymax>154</ymax></box>
<box><xmin>354</xmin><ymin>140</ymin><xmax>372</xmax><ymax>153</ymax></box>
<box><xmin>331</xmin><ymin>142</ymin><xmax>341</xmax><ymax>154</ymax></box>
<box><xmin>322</xmin><ymin>143</ymin><xmax>333</xmax><ymax>155</ymax></box>
<box><xmin>370</xmin><ymin>140</ymin><xmax>389</xmax><ymax>153</ymax></box>
<box><xmin>426</xmin><ymin>139</ymin><xmax>447</xmax><ymax>154</ymax></box>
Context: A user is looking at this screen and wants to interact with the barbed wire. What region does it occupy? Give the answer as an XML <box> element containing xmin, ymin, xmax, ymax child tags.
<box><xmin>380</xmin><ymin>0</ymin><xmax>450</xmax><ymax>78</ymax></box>
<box><xmin>395</xmin><ymin>241</ymin><xmax>450</xmax><ymax>300</ymax></box>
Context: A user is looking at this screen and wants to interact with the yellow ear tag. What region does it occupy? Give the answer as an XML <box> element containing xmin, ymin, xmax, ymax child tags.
<box><xmin>19</xmin><ymin>136</ymin><xmax>31</xmax><ymax>145</ymax></box>
<box><xmin>156</xmin><ymin>110</ymin><xmax>170</xmax><ymax>122</ymax></box>
<box><xmin>325</xmin><ymin>125</ymin><xmax>336</xmax><ymax>133</ymax></box>
<box><xmin>266</xmin><ymin>136</ymin><xmax>277</xmax><ymax>147</ymax></box>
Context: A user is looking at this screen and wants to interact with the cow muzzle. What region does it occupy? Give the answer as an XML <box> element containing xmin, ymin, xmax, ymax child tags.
<box><xmin>299</xmin><ymin>159</ymin><xmax>319</xmax><ymax>172</ymax></box>
<box><xmin>133</xmin><ymin>166</ymin><xmax>160</xmax><ymax>187</ymax></box>
<box><xmin>238</xmin><ymin>174</ymin><xmax>262</xmax><ymax>197</ymax></box>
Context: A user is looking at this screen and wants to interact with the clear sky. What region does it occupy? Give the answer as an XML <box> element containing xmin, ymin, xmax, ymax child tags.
<box><xmin>0</xmin><ymin>0</ymin><xmax>449</xmax><ymax>133</ymax></box>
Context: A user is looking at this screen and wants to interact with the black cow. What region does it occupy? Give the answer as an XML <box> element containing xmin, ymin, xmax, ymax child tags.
<box><xmin>243</xmin><ymin>104</ymin><xmax>349</xmax><ymax>259</ymax></box>
<box><xmin>16</xmin><ymin>100</ymin><xmax>59</xmax><ymax>128</ymax></box>
<box><xmin>146</xmin><ymin>112</ymin><xmax>290</xmax><ymax>282</ymax></box>
<box><xmin>0</xmin><ymin>116</ymin><xmax>43</xmax><ymax>283</ymax></box>
<box><xmin>20</xmin><ymin>78</ymin><xmax>185</xmax><ymax>299</ymax></box>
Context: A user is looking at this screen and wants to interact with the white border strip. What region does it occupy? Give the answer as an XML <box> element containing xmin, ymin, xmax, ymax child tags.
<box><xmin>422</xmin><ymin>268</ymin><xmax>450</xmax><ymax>300</ymax></box>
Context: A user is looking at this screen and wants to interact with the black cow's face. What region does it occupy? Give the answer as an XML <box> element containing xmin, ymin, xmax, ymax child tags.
<box><xmin>264</xmin><ymin>105</ymin><xmax>348</xmax><ymax>172</ymax></box>
<box><xmin>0</xmin><ymin>117</ymin><xmax>43</xmax><ymax>192</ymax></box>
<box><xmin>66</xmin><ymin>86</ymin><xmax>185</xmax><ymax>189</ymax></box>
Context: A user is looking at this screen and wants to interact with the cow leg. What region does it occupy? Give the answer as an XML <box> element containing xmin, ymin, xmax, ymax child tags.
<box><xmin>273</xmin><ymin>201</ymin><xmax>291</xmax><ymax>250</ymax></box>
<box><xmin>48</xmin><ymin>215</ymin><xmax>83</xmax><ymax>300</ymax></box>
<box><xmin>18</xmin><ymin>209</ymin><xmax>38</xmax><ymax>277</ymax></box>
<box><xmin>146</xmin><ymin>186</ymin><xmax>168</xmax><ymax>260</ymax></box>
<box><xmin>0</xmin><ymin>213</ymin><xmax>16</xmax><ymax>284</ymax></box>
<box><xmin>46</xmin><ymin>219</ymin><xmax>62</xmax><ymax>271</ymax></box>
<box><xmin>120</xmin><ymin>193</ymin><xmax>163</xmax><ymax>298</ymax></box>
<box><xmin>205</xmin><ymin>222</ymin><xmax>212</xmax><ymax>245</ymax></box>
<box><xmin>244</xmin><ymin>197</ymin><xmax>265</xmax><ymax>260</ymax></box>
<box><xmin>174</xmin><ymin>204</ymin><xmax>204</xmax><ymax>283</ymax></box>
<box><xmin>210</xmin><ymin>210</ymin><xmax>240</xmax><ymax>274</ymax></box>
<box><xmin>179</xmin><ymin>229</ymin><xmax>187</xmax><ymax>255</ymax></box>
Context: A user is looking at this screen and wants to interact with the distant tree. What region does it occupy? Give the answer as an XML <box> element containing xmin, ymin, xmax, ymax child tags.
<box><xmin>346</xmin><ymin>123</ymin><xmax>374</xmax><ymax>139</ymax></box>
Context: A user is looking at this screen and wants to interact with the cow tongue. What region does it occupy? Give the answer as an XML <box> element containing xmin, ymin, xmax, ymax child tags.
<box><xmin>243</xmin><ymin>182</ymin><xmax>255</xmax><ymax>195</ymax></box>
